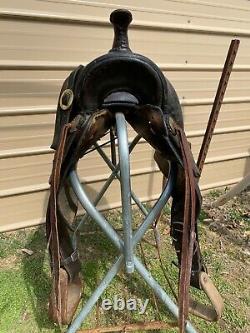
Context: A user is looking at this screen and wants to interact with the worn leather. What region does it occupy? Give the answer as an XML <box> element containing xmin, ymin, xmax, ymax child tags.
<box><xmin>46</xmin><ymin>8</ymin><xmax>221</xmax><ymax>330</ymax></box>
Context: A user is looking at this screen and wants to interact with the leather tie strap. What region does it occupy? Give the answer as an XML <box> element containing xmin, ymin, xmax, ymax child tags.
<box><xmin>172</xmin><ymin>122</ymin><xmax>224</xmax><ymax>331</ymax></box>
<box><xmin>49</xmin><ymin>123</ymin><xmax>72</xmax><ymax>324</ymax></box>
<box><xmin>174</xmin><ymin>124</ymin><xmax>197</xmax><ymax>333</ymax></box>
<box><xmin>189</xmin><ymin>272</ymin><xmax>224</xmax><ymax>322</ymax></box>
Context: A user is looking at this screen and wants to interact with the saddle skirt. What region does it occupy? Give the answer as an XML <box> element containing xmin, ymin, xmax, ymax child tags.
<box><xmin>46</xmin><ymin>9</ymin><xmax>223</xmax><ymax>331</ymax></box>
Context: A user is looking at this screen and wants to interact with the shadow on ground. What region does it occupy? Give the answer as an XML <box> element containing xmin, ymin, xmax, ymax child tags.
<box><xmin>21</xmin><ymin>209</ymin><xmax>176</xmax><ymax>332</ymax></box>
<box><xmin>21</xmin><ymin>227</ymin><xmax>61</xmax><ymax>332</ymax></box>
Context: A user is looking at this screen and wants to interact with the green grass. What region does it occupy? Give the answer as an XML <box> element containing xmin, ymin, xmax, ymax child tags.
<box><xmin>0</xmin><ymin>198</ymin><xmax>249</xmax><ymax>333</ymax></box>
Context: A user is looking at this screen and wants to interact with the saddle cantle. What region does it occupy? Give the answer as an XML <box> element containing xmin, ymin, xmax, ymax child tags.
<box><xmin>46</xmin><ymin>9</ymin><xmax>223</xmax><ymax>331</ymax></box>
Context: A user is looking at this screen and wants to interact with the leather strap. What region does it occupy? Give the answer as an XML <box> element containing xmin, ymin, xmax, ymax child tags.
<box><xmin>172</xmin><ymin>122</ymin><xmax>223</xmax><ymax>330</ymax></box>
<box><xmin>49</xmin><ymin>123</ymin><xmax>72</xmax><ymax>324</ymax></box>
<box><xmin>189</xmin><ymin>272</ymin><xmax>224</xmax><ymax>321</ymax></box>
<box><xmin>174</xmin><ymin>125</ymin><xmax>197</xmax><ymax>333</ymax></box>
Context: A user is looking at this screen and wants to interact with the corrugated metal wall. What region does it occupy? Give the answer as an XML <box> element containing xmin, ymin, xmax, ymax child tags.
<box><xmin>1</xmin><ymin>0</ymin><xmax>250</xmax><ymax>232</ymax></box>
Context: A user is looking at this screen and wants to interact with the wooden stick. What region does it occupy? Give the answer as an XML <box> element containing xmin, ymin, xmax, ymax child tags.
<box><xmin>197</xmin><ymin>39</ymin><xmax>240</xmax><ymax>174</ymax></box>
<box><xmin>213</xmin><ymin>173</ymin><xmax>250</xmax><ymax>207</ymax></box>
<box><xmin>78</xmin><ymin>320</ymin><xmax>177</xmax><ymax>332</ymax></box>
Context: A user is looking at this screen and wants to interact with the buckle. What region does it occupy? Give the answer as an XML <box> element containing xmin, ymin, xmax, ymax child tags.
<box><xmin>61</xmin><ymin>250</ymin><xmax>79</xmax><ymax>266</ymax></box>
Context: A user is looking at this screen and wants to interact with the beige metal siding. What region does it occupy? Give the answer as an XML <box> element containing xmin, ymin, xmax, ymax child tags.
<box><xmin>1</xmin><ymin>0</ymin><xmax>250</xmax><ymax>232</ymax></box>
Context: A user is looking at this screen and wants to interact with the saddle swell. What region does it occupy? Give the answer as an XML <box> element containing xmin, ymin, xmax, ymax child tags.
<box><xmin>46</xmin><ymin>8</ymin><xmax>223</xmax><ymax>330</ymax></box>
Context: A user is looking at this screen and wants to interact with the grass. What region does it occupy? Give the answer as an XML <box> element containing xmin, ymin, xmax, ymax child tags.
<box><xmin>0</xmin><ymin>190</ymin><xmax>249</xmax><ymax>333</ymax></box>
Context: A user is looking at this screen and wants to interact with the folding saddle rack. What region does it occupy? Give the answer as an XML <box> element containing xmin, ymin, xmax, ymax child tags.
<box><xmin>45</xmin><ymin>9</ymin><xmax>240</xmax><ymax>333</ymax></box>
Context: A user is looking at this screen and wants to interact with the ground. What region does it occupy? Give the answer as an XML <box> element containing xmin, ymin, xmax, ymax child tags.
<box><xmin>0</xmin><ymin>188</ymin><xmax>249</xmax><ymax>333</ymax></box>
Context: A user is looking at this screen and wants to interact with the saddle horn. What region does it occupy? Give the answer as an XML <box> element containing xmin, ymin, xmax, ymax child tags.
<box><xmin>110</xmin><ymin>9</ymin><xmax>132</xmax><ymax>52</ymax></box>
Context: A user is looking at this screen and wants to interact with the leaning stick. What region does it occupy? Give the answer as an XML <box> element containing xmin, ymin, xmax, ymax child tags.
<box><xmin>197</xmin><ymin>39</ymin><xmax>240</xmax><ymax>174</ymax></box>
<box><xmin>78</xmin><ymin>320</ymin><xmax>177</xmax><ymax>333</ymax></box>
<box><xmin>213</xmin><ymin>173</ymin><xmax>250</xmax><ymax>207</ymax></box>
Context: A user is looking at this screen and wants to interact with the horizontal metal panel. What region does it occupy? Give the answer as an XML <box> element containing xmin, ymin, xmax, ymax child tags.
<box><xmin>1</xmin><ymin>97</ymin><xmax>250</xmax><ymax>117</ymax></box>
<box><xmin>190</xmin><ymin>131</ymin><xmax>250</xmax><ymax>159</ymax></box>
<box><xmin>1</xmin><ymin>15</ymin><xmax>250</xmax><ymax>66</ymax></box>
<box><xmin>1</xmin><ymin>131</ymin><xmax>250</xmax><ymax>194</ymax></box>
<box><xmin>1</xmin><ymin>0</ymin><xmax>250</xmax><ymax>231</ymax></box>
<box><xmin>0</xmin><ymin>105</ymin><xmax>55</xmax><ymax>116</ymax></box>
<box><xmin>1</xmin><ymin>124</ymin><xmax>250</xmax><ymax>159</ymax></box>
<box><xmin>0</xmin><ymin>141</ymin><xmax>156</xmax><ymax>193</ymax></box>
<box><xmin>182</xmin><ymin>102</ymin><xmax>250</xmax><ymax>131</ymax></box>
<box><xmin>1</xmin><ymin>102</ymin><xmax>250</xmax><ymax>152</ymax></box>
<box><xmin>2</xmin><ymin>60</ymin><xmax>250</xmax><ymax>72</ymax></box>
<box><xmin>0</xmin><ymin>114</ymin><xmax>55</xmax><ymax>150</ymax></box>
<box><xmin>1</xmin><ymin>156</ymin><xmax>249</xmax><ymax>232</ymax></box>
<box><xmin>200</xmin><ymin>156</ymin><xmax>250</xmax><ymax>187</ymax></box>
<box><xmin>1</xmin><ymin>70</ymin><xmax>250</xmax><ymax>111</ymax></box>
<box><xmin>0</xmin><ymin>154</ymin><xmax>53</xmax><ymax>191</ymax></box>
<box><xmin>1</xmin><ymin>0</ymin><xmax>250</xmax><ymax>33</ymax></box>
<box><xmin>165</xmin><ymin>71</ymin><xmax>250</xmax><ymax>99</ymax></box>
<box><xmin>0</xmin><ymin>71</ymin><xmax>65</xmax><ymax>108</ymax></box>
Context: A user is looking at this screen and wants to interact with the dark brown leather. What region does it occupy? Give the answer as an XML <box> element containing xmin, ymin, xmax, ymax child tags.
<box><xmin>46</xmin><ymin>8</ymin><xmax>222</xmax><ymax>330</ymax></box>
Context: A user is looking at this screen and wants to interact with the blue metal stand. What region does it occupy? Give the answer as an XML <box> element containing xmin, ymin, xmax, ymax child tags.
<box><xmin>67</xmin><ymin>112</ymin><xmax>198</xmax><ymax>333</ymax></box>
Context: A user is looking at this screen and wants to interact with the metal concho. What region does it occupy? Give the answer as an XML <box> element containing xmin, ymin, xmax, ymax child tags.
<box><xmin>60</xmin><ymin>89</ymin><xmax>74</xmax><ymax>111</ymax></box>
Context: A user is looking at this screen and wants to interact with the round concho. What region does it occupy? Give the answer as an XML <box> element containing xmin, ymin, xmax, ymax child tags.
<box><xmin>59</xmin><ymin>89</ymin><xmax>74</xmax><ymax>111</ymax></box>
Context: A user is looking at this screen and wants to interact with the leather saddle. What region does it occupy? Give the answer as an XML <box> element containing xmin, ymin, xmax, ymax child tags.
<box><xmin>46</xmin><ymin>9</ymin><xmax>223</xmax><ymax>331</ymax></box>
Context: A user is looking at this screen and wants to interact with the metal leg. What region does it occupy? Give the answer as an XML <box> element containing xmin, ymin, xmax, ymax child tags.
<box><xmin>116</xmin><ymin>112</ymin><xmax>134</xmax><ymax>274</ymax></box>
<box><xmin>134</xmin><ymin>257</ymin><xmax>197</xmax><ymax>333</ymax></box>
<box><xmin>67</xmin><ymin>255</ymin><xmax>124</xmax><ymax>333</ymax></box>
<box><xmin>110</xmin><ymin>126</ymin><xmax>117</xmax><ymax>166</ymax></box>
<box><xmin>95</xmin><ymin>143</ymin><xmax>148</xmax><ymax>216</ymax></box>
<box><xmin>75</xmin><ymin>134</ymin><xmax>141</xmax><ymax>232</ymax></box>
<box><xmin>70</xmin><ymin>165</ymin><xmax>174</xmax><ymax>253</ymax></box>
<box><xmin>70</xmin><ymin>171</ymin><xmax>122</xmax><ymax>251</ymax></box>
<box><xmin>67</xmin><ymin>115</ymin><xmax>198</xmax><ymax>333</ymax></box>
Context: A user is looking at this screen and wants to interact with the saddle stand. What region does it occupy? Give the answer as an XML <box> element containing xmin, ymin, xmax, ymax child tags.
<box><xmin>46</xmin><ymin>9</ymin><xmax>228</xmax><ymax>333</ymax></box>
<box><xmin>66</xmin><ymin>113</ymin><xmax>197</xmax><ymax>333</ymax></box>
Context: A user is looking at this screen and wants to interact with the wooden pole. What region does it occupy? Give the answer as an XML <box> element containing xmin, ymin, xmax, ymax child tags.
<box><xmin>213</xmin><ymin>173</ymin><xmax>250</xmax><ymax>207</ymax></box>
<box><xmin>197</xmin><ymin>39</ymin><xmax>240</xmax><ymax>173</ymax></box>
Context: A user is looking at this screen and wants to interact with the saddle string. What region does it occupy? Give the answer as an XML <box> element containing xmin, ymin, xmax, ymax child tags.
<box><xmin>152</xmin><ymin>225</ymin><xmax>178</xmax><ymax>301</ymax></box>
<box><xmin>49</xmin><ymin>123</ymin><xmax>72</xmax><ymax>321</ymax></box>
<box><xmin>80</xmin><ymin>133</ymin><xmax>117</xmax><ymax>157</ymax></box>
<box><xmin>146</xmin><ymin>122</ymin><xmax>197</xmax><ymax>332</ymax></box>
<box><xmin>139</xmin><ymin>242</ymin><xmax>162</xmax><ymax>321</ymax></box>
<box><xmin>176</xmin><ymin>127</ymin><xmax>197</xmax><ymax>333</ymax></box>
<box><xmin>70</xmin><ymin>131</ymin><xmax>118</xmax><ymax>252</ymax></box>
<box><xmin>151</xmin><ymin>171</ymin><xmax>178</xmax><ymax>300</ymax></box>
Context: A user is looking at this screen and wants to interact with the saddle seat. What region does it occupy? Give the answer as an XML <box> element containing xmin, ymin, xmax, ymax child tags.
<box><xmin>102</xmin><ymin>91</ymin><xmax>139</xmax><ymax>108</ymax></box>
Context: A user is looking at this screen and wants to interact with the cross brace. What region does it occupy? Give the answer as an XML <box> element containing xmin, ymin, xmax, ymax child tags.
<box><xmin>67</xmin><ymin>112</ymin><xmax>198</xmax><ymax>333</ymax></box>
